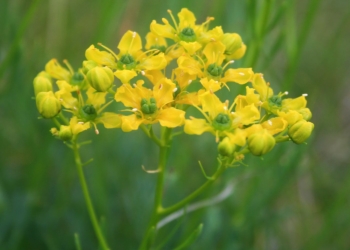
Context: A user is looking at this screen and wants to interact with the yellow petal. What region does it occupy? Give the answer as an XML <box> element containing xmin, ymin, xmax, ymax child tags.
<box><xmin>96</xmin><ymin>112</ymin><xmax>121</xmax><ymax>128</ymax></box>
<box><xmin>244</xmin><ymin>124</ymin><xmax>263</xmax><ymax>137</ymax></box>
<box><xmin>118</xmin><ymin>31</ymin><xmax>142</xmax><ymax>55</ymax></box>
<box><xmin>178</xmin><ymin>8</ymin><xmax>196</xmax><ymax>30</ymax></box>
<box><xmin>282</xmin><ymin>96</ymin><xmax>307</xmax><ymax>111</ymax></box>
<box><xmin>144</xmin><ymin>70</ymin><xmax>165</xmax><ymax>85</ymax></box>
<box><xmin>175</xmin><ymin>92</ymin><xmax>200</xmax><ymax>105</ymax></box>
<box><xmin>262</xmin><ymin>117</ymin><xmax>288</xmax><ymax>135</ymax></box>
<box><xmin>179</xmin><ymin>41</ymin><xmax>202</xmax><ymax>55</ymax></box>
<box><xmin>153</xmin><ymin>78</ymin><xmax>175</xmax><ymax>108</ymax></box>
<box><xmin>114</xmin><ymin>69</ymin><xmax>137</xmax><ymax>84</ymax></box>
<box><xmin>251</xmin><ymin>73</ymin><xmax>273</xmax><ymax>101</ymax></box>
<box><xmin>226</xmin><ymin>129</ymin><xmax>247</xmax><ymax>147</ymax></box>
<box><xmin>157</xmin><ymin>108</ymin><xmax>185</xmax><ymax>127</ymax></box>
<box><xmin>199</xmin><ymin>91</ymin><xmax>225</xmax><ymax>120</ymax></box>
<box><xmin>56</xmin><ymin>80</ymin><xmax>77</xmax><ymax>92</ymax></box>
<box><xmin>139</xmin><ymin>53</ymin><xmax>167</xmax><ymax>70</ymax></box>
<box><xmin>177</xmin><ymin>55</ymin><xmax>202</xmax><ymax>76</ymax></box>
<box><xmin>55</xmin><ymin>89</ymin><xmax>78</xmax><ymax>109</ymax></box>
<box><xmin>203</xmin><ymin>41</ymin><xmax>226</xmax><ymax>65</ymax></box>
<box><xmin>150</xmin><ymin>20</ymin><xmax>176</xmax><ymax>40</ymax></box>
<box><xmin>184</xmin><ymin>118</ymin><xmax>212</xmax><ymax>135</ymax></box>
<box><xmin>85</xmin><ymin>45</ymin><xmax>116</xmax><ymax>68</ymax></box>
<box><xmin>70</xmin><ymin>117</ymin><xmax>90</xmax><ymax>135</ymax></box>
<box><xmin>121</xmin><ymin>114</ymin><xmax>143</xmax><ymax>132</ymax></box>
<box><xmin>45</xmin><ymin>59</ymin><xmax>71</xmax><ymax>81</ymax></box>
<box><xmin>145</xmin><ymin>32</ymin><xmax>167</xmax><ymax>49</ymax></box>
<box><xmin>277</xmin><ymin>110</ymin><xmax>303</xmax><ymax>125</ymax></box>
<box><xmin>233</xmin><ymin>104</ymin><xmax>260</xmax><ymax>126</ymax></box>
<box><xmin>222</xmin><ymin>68</ymin><xmax>253</xmax><ymax>84</ymax></box>
<box><xmin>200</xmin><ymin>78</ymin><xmax>221</xmax><ymax>93</ymax></box>
<box><xmin>86</xmin><ymin>87</ymin><xmax>107</xmax><ymax>108</ymax></box>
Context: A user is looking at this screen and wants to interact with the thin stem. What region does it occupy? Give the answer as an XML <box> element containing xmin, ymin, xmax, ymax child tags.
<box><xmin>72</xmin><ymin>138</ymin><xmax>110</xmax><ymax>250</ymax></box>
<box><xmin>139</xmin><ymin>127</ymin><xmax>172</xmax><ymax>250</ymax></box>
<box><xmin>159</xmin><ymin>162</ymin><xmax>226</xmax><ymax>216</ymax></box>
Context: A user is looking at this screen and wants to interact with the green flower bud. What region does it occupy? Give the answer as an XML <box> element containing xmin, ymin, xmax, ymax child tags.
<box><xmin>33</xmin><ymin>72</ymin><xmax>53</xmax><ymax>96</ymax></box>
<box><xmin>70</xmin><ymin>72</ymin><xmax>85</xmax><ymax>86</ymax></box>
<box><xmin>58</xmin><ymin>125</ymin><xmax>73</xmax><ymax>141</ymax></box>
<box><xmin>288</xmin><ymin>120</ymin><xmax>314</xmax><ymax>144</ymax></box>
<box><xmin>82</xmin><ymin>60</ymin><xmax>98</xmax><ymax>74</ymax></box>
<box><xmin>36</xmin><ymin>91</ymin><xmax>61</xmax><ymax>118</ymax></box>
<box><xmin>86</xmin><ymin>66</ymin><xmax>114</xmax><ymax>92</ymax></box>
<box><xmin>248</xmin><ymin>129</ymin><xmax>276</xmax><ymax>156</ymax></box>
<box><xmin>218</xmin><ymin>137</ymin><xmax>236</xmax><ymax>156</ymax></box>
<box><xmin>221</xmin><ymin>33</ymin><xmax>243</xmax><ymax>56</ymax></box>
<box><xmin>298</xmin><ymin>108</ymin><xmax>312</xmax><ymax>121</ymax></box>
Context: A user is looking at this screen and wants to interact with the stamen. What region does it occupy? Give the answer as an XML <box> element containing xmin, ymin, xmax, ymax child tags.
<box><xmin>141</xmin><ymin>71</ymin><xmax>145</xmax><ymax>75</ymax></box>
<box><xmin>173</xmin><ymin>87</ymin><xmax>178</xmax><ymax>92</ymax></box>
<box><xmin>97</xmin><ymin>43</ymin><xmax>119</xmax><ymax>60</ymax></box>
<box><xmin>159</xmin><ymin>84</ymin><xmax>163</xmax><ymax>90</ymax></box>
<box><xmin>95</xmin><ymin>129</ymin><xmax>99</xmax><ymax>135</ymax></box>
<box><xmin>63</xmin><ymin>59</ymin><xmax>74</xmax><ymax>75</ymax></box>
<box><xmin>127</xmin><ymin>32</ymin><xmax>137</xmax><ymax>53</ymax></box>
<box><xmin>132</xmin><ymin>32</ymin><xmax>136</xmax><ymax>38</ymax></box>
<box><xmin>302</xmin><ymin>93</ymin><xmax>308</xmax><ymax>96</ymax></box>
<box><xmin>267</xmin><ymin>120</ymin><xmax>272</xmax><ymax>125</ymax></box>
<box><xmin>167</xmin><ymin>9</ymin><xmax>179</xmax><ymax>31</ymax></box>
<box><xmin>239</xmin><ymin>72</ymin><xmax>245</xmax><ymax>76</ymax></box>
<box><xmin>284</xmin><ymin>91</ymin><xmax>289</xmax><ymax>95</ymax></box>
<box><xmin>133</xmin><ymin>83</ymin><xmax>137</xmax><ymax>87</ymax></box>
<box><xmin>132</xmin><ymin>108</ymin><xmax>138</xmax><ymax>112</ymax></box>
<box><xmin>188</xmin><ymin>80</ymin><xmax>192</xmax><ymax>85</ymax></box>
<box><xmin>222</xmin><ymin>60</ymin><xmax>234</xmax><ymax>71</ymax></box>
<box><xmin>78</xmin><ymin>122</ymin><xmax>84</xmax><ymax>125</ymax></box>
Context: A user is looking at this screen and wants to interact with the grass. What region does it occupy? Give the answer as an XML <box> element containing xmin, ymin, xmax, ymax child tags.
<box><xmin>1</xmin><ymin>0</ymin><xmax>350</xmax><ymax>249</ymax></box>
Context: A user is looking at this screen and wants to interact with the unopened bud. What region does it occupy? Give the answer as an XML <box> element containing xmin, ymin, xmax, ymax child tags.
<box><xmin>221</xmin><ymin>33</ymin><xmax>242</xmax><ymax>56</ymax></box>
<box><xmin>218</xmin><ymin>137</ymin><xmax>235</xmax><ymax>156</ymax></box>
<box><xmin>288</xmin><ymin>120</ymin><xmax>314</xmax><ymax>144</ymax></box>
<box><xmin>58</xmin><ymin>125</ymin><xmax>73</xmax><ymax>141</ymax></box>
<box><xmin>33</xmin><ymin>72</ymin><xmax>53</xmax><ymax>96</ymax></box>
<box><xmin>86</xmin><ymin>66</ymin><xmax>114</xmax><ymax>92</ymax></box>
<box><xmin>36</xmin><ymin>91</ymin><xmax>61</xmax><ymax>118</ymax></box>
<box><xmin>248</xmin><ymin>129</ymin><xmax>275</xmax><ymax>156</ymax></box>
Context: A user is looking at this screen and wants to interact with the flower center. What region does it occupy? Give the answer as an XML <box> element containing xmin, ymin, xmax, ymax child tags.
<box><xmin>268</xmin><ymin>95</ymin><xmax>282</xmax><ymax>108</ymax></box>
<box><xmin>80</xmin><ymin>104</ymin><xmax>97</xmax><ymax>121</ymax></box>
<box><xmin>71</xmin><ymin>72</ymin><xmax>85</xmax><ymax>86</ymax></box>
<box><xmin>117</xmin><ymin>54</ymin><xmax>136</xmax><ymax>70</ymax></box>
<box><xmin>213</xmin><ymin>113</ymin><xmax>231</xmax><ymax>131</ymax></box>
<box><xmin>141</xmin><ymin>98</ymin><xmax>157</xmax><ymax>114</ymax></box>
<box><xmin>179</xmin><ymin>27</ymin><xmax>196</xmax><ymax>42</ymax></box>
<box><xmin>207</xmin><ymin>63</ymin><xmax>223</xmax><ymax>78</ymax></box>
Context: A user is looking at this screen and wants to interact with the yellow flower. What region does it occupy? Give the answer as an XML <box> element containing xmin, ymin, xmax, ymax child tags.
<box><xmin>150</xmin><ymin>8</ymin><xmax>214</xmax><ymax>54</ymax></box>
<box><xmin>115</xmin><ymin>79</ymin><xmax>185</xmax><ymax>132</ymax></box>
<box><xmin>177</xmin><ymin>41</ymin><xmax>254</xmax><ymax>89</ymax></box>
<box><xmin>184</xmin><ymin>91</ymin><xmax>260</xmax><ymax>141</ymax></box>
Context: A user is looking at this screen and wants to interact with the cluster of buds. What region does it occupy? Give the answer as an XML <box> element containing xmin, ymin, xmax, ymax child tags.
<box><xmin>33</xmin><ymin>8</ymin><xmax>314</xmax><ymax>158</ymax></box>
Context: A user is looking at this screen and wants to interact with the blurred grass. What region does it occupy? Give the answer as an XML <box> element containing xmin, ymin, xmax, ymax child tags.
<box><xmin>1</xmin><ymin>0</ymin><xmax>350</xmax><ymax>249</ymax></box>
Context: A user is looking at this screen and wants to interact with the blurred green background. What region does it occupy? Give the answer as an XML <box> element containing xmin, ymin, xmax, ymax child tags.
<box><xmin>1</xmin><ymin>0</ymin><xmax>350</xmax><ymax>249</ymax></box>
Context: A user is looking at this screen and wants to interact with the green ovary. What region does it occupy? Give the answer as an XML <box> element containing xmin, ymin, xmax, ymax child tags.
<box><xmin>141</xmin><ymin>98</ymin><xmax>157</xmax><ymax>114</ymax></box>
<box><xmin>117</xmin><ymin>54</ymin><xmax>136</xmax><ymax>70</ymax></box>
<box><xmin>213</xmin><ymin>113</ymin><xmax>231</xmax><ymax>131</ymax></box>
<box><xmin>179</xmin><ymin>27</ymin><xmax>196</xmax><ymax>42</ymax></box>
<box><xmin>80</xmin><ymin>104</ymin><xmax>97</xmax><ymax>121</ymax></box>
<box><xmin>207</xmin><ymin>63</ymin><xmax>223</xmax><ymax>78</ymax></box>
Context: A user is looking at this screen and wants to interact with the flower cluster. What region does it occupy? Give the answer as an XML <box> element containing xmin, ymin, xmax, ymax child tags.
<box><xmin>33</xmin><ymin>8</ymin><xmax>314</xmax><ymax>158</ymax></box>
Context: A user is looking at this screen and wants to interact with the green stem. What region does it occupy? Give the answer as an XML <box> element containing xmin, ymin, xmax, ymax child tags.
<box><xmin>72</xmin><ymin>138</ymin><xmax>110</xmax><ymax>250</ymax></box>
<box><xmin>159</xmin><ymin>162</ymin><xmax>226</xmax><ymax>216</ymax></box>
<box><xmin>139</xmin><ymin>127</ymin><xmax>172</xmax><ymax>250</ymax></box>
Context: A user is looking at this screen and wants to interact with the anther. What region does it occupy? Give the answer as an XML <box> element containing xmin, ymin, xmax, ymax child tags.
<box><xmin>284</xmin><ymin>91</ymin><xmax>289</xmax><ymax>95</ymax></box>
<box><xmin>159</xmin><ymin>84</ymin><xmax>163</xmax><ymax>89</ymax></box>
<box><xmin>268</xmin><ymin>120</ymin><xmax>272</xmax><ymax>125</ymax></box>
<box><xmin>173</xmin><ymin>87</ymin><xmax>178</xmax><ymax>92</ymax></box>
<box><xmin>95</xmin><ymin>129</ymin><xmax>99</xmax><ymax>135</ymax></box>
<box><xmin>78</xmin><ymin>122</ymin><xmax>84</xmax><ymax>125</ymax></box>
<box><xmin>141</xmin><ymin>71</ymin><xmax>145</xmax><ymax>75</ymax></box>
<box><xmin>188</xmin><ymin>80</ymin><xmax>192</xmax><ymax>85</ymax></box>
<box><xmin>132</xmin><ymin>32</ymin><xmax>136</xmax><ymax>38</ymax></box>
<box><xmin>302</xmin><ymin>93</ymin><xmax>308</xmax><ymax>96</ymax></box>
<box><xmin>239</xmin><ymin>72</ymin><xmax>245</xmax><ymax>76</ymax></box>
<box><xmin>133</xmin><ymin>84</ymin><xmax>137</xmax><ymax>87</ymax></box>
<box><xmin>132</xmin><ymin>108</ymin><xmax>138</xmax><ymax>111</ymax></box>
<box><xmin>229</xmin><ymin>60</ymin><xmax>234</xmax><ymax>64</ymax></box>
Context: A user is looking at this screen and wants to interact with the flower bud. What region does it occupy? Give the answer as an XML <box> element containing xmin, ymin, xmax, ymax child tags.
<box><xmin>221</xmin><ymin>33</ymin><xmax>242</xmax><ymax>56</ymax></box>
<box><xmin>58</xmin><ymin>125</ymin><xmax>73</xmax><ymax>141</ymax></box>
<box><xmin>228</xmin><ymin>44</ymin><xmax>246</xmax><ymax>60</ymax></box>
<box><xmin>86</xmin><ymin>66</ymin><xmax>114</xmax><ymax>92</ymax></box>
<box><xmin>218</xmin><ymin>137</ymin><xmax>236</xmax><ymax>156</ymax></box>
<box><xmin>288</xmin><ymin>120</ymin><xmax>314</xmax><ymax>144</ymax></box>
<box><xmin>248</xmin><ymin>129</ymin><xmax>275</xmax><ymax>156</ymax></box>
<box><xmin>36</xmin><ymin>91</ymin><xmax>61</xmax><ymax>118</ymax></box>
<box><xmin>33</xmin><ymin>72</ymin><xmax>53</xmax><ymax>96</ymax></box>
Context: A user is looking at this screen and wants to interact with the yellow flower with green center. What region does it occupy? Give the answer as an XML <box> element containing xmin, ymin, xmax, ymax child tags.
<box><xmin>115</xmin><ymin>79</ymin><xmax>185</xmax><ymax>132</ymax></box>
<box><xmin>184</xmin><ymin>91</ymin><xmax>260</xmax><ymax>141</ymax></box>
<box><xmin>45</xmin><ymin>59</ymin><xmax>86</xmax><ymax>89</ymax></box>
<box><xmin>150</xmin><ymin>8</ymin><xmax>214</xmax><ymax>55</ymax></box>
<box><xmin>177</xmin><ymin>41</ymin><xmax>254</xmax><ymax>89</ymax></box>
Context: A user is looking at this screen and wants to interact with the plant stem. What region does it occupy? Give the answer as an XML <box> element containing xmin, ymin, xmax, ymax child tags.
<box><xmin>72</xmin><ymin>138</ymin><xmax>110</xmax><ymax>250</ymax></box>
<box><xmin>159</xmin><ymin>162</ymin><xmax>226</xmax><ymax>216</ymax></box>
<box><xmin>139</xmin><ymin>127</ymin><xmax>172</xmax><ymax>250</ymax></box>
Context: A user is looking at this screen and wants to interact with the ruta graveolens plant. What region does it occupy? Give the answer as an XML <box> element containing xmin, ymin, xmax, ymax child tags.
<box><xmin>33</xmin><ymin>8</ymin><xmax>314</xmax><ymax>249</ymax></box>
